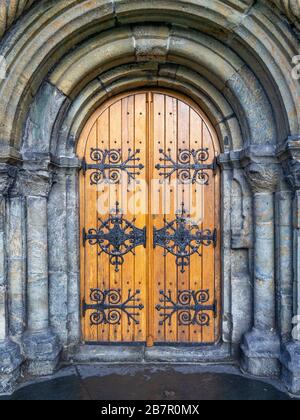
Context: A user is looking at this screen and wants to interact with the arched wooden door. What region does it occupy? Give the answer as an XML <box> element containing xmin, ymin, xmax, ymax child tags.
<box><xmin>78</xmin><ymin>90</ymin><xmax>221</xmax><ymax>346</ymax></box>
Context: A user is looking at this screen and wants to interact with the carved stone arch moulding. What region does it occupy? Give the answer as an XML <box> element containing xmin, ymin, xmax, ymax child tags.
<box><xmin>20</xmin><ymin>23</ymin><xmax>279</xmax><ymax>161</ymax></box>
<box><xmin>0</xmin><ymin>0</ymin><xmax>299</xmax><ymax>160</ymax></box>
<box><xmin>0</xmin><ymin>1</ymin><xmax>299</xmax><ymax>39</ymax></box>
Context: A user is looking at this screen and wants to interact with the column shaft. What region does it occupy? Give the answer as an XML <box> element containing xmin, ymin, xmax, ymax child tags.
<box><xmin>0</xmin><ymin>167</ymin><xmax>22</xmax><ymax>395</ymax></box>
<box><xmin>0</xmin><ymin>198</ymin><xmax>7</xmax><ymax>341</ymax></box>
<box><xmin>21</xmin><ymin>169</ymin><xmax>61</xmax><ymax>376</ymax></box>
<box><xmin>294</xmin><ymin>191</ymin><xmax>300</xmax><ymax>331</ymax></box>
<box><xmin>8</xmin><ymin>195</ymin><xmax>26</xmax><ymax>338</ymax></box>
<box><xmin>276</xmin><ymin>190</ymin><xmax>293</xmax><ymax>341</ymax></box>
<box><xmin>241</xmin><ymin>162</ymin><xmax>280</xmax><ymax>377</ymax></box>
<box><xmin>27</xmin><ymin>196</ymin><xmax>49</xmax><ymax>332</ymax></box>
<box><xmin>253</xmin><ymin>192</ymin><xmax>276</xmax><ymax>331</ymax></box>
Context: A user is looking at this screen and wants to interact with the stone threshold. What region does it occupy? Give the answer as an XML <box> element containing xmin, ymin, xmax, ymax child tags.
<box><xmin>71</xmin><ymin>343</ymin><xmax>233</xmax><ymax>364</ymax></box>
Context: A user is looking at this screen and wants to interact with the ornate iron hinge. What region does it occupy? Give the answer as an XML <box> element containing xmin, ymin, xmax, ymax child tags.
<box><xmin>156</xmin><ymin>289</ymin><xmax>217</xmax><ymax>326</ymax></box>
<box><xmin>82</xmin><ymin>148</ymin><xmax>144</xmax><ymax>184</ymax></box>
<box><xmin>156</xmin><ymin>148</ymin><xmax>217</xmax><ymax>184</ymax></box>
<box><xmin>83</xmin><ymin>202</ymin><xmax>146</xmax><ymax>272</ymax></box>
<box><xmin>83</xmin><ymin>288</ymin><xmax>144</xmax><ymax>326</ymax></box>
<box><xmin>154</xmin><ymin>204</ymin><xmax>217</xmax><ymax>273</ymax></box>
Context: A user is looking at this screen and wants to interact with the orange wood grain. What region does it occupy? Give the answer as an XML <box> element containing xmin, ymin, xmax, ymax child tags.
<box><xmin>78</xmin><ymin>89</ymin><xmax>220</xmax><ymax>345</ymax></box>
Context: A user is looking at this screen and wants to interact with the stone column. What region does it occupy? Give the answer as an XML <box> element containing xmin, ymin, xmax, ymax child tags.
<box><xmin>241</xmin><ymin>162</ymin><xmax>281</xmax><ymax>376</ymax></box>
<box><xmin>48</xmin><ymin>160</ymin><xmax>81</xmax><ymax>358</ymax></box>
<box><xmin>279</xmin><ymin>137</ymin><xmax>300</xmax><ymax>394</ymax></box>
<box><xmin>275</xmin><ymin>186</ymin><xmax>293</xmax><ymax>342</ymax></box>
<box><xmin>21</xmin><ymin>170</ymin><xmax>61</xmax><ymax>376</ymax></box>
<box><xmin>218</xmin><ymin>151</ymin><xmax>253</xmax><ymax>348</ymax></box>
<box><xmin>65</xmin><ymin>167</ymin><xmax>81</xmax><ymax>351</ymax></box>
<box><xmin>0</xmin><ymin>165</ymin><xmax>22</xmax><ymax>394</ymax></box>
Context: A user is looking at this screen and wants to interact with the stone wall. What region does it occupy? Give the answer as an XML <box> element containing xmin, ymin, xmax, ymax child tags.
<box><xmin>0</xmin><ymin>0</ymin><xmax>299</xmax><ymax>396</ymax></box>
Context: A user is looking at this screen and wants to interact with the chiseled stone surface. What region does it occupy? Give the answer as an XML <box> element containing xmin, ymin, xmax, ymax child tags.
<box><xmin>0</xmin><ymin>0</ymin><xmax>299</xmax><ymax>398</ymax></box>
<box><xmin>271</xmin><ymin>0</ymin><xmax>300</xmax><ymax>29</ymax></box>
<box><xmin>241</xmin><ymin>162</ymin><xmax>281</xmax><ymax>376</ymax></box>
<box><xmin>23</xmin><ymin>330</ymin><xmax>61</xmax><ymax>376</ymax></box>
<box><xmin>0</xmin><ymin>0</ymin><xmax>38</xmax><ymax>38</ymax></box>
<box><xmin>0</xmin><ymin>339</ymin><xmax>22</xmax><ymax>395</ymax></box>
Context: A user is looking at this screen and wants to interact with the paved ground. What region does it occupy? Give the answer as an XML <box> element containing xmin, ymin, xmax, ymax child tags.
<box><xmin>0</xmin><ymin>365</ymin><xmax>296</xmax><ymax>400</ymax></box>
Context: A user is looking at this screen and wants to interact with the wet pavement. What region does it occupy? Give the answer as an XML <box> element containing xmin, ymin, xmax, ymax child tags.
<box><xmin>0</xmin><ymin>364</ymin><xmax>296</xmax><ymax>400</ymax></box>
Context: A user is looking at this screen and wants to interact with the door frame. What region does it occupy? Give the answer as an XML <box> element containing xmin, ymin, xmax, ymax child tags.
<box><xmin>77</xmin><ymin>88</ymin><xmax>222</xmax><ymax>348</ymax></box>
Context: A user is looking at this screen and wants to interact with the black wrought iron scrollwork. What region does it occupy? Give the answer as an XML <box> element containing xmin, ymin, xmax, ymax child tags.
<box><xmin>154</xmin><ymin>204</ymin><xmax>217</xmax><ymax>273</ymax></box>
<box><xmin>83</xmin><ymin>289</ymin><xmax>144</xmax><ymax>326</ymax></box>
<box><xmin>83</xmin><ymin>202</ymin><xmax>146</xmax><ymax>272</ymax></box>
<box><xmin>82</xmin><ymin>148</ymin><xmax>144</xmax><ymax>184</ymax></box>
<box><xmin>155</xmin><ymin>148</ymin><xmax>216</xmax><ymax>184</ymax></box>
<box><xmin>156</xmin><ymin>289</ymin><xmax>216</xmax><ymax>326</ymax></box>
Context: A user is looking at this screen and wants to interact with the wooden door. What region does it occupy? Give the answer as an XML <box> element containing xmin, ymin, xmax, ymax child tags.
<box><xmin>78</xmin><ymin>90</ymin><xmax>220</xmax><ymax>345</ymax></box>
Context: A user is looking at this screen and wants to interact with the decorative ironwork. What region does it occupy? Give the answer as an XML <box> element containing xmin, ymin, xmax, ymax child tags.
<box><xmin>83</xmin><ymin>289</ymin><xmax>144</xmax><ymax>326</ymax></box>
<box><xmin>156</xmin><ymin>289</ymin><xmax>216</xmax><ymax>326</ymax></box>
<box><xmin>154</xmin><ymin>203</ymin><xmax>217</xmax><ymax>273</ymax></box>
<box><xmin>83</xmin><ymin>202</ymin><xmax>146</xmax><ymax>272</ymax></box>
<box><xmin>82</xmin><ymin>148</ymin><xmax>144</xmax><ymax>184</ymax></box>
<box><xmin>155</xmin><ymin>148</ymin><xmax>216</xmax><ymax>184</ymax></box>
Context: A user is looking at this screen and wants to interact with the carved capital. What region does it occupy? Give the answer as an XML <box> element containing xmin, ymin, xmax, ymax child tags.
<box><xmin>18</xmin><ymin>170</ymin><xmax>53</xmax><ymax>198</ymax></box>
<box><xmin>278</xmin><ymin>137</ymin><xmax>300</xmax><ymax>191</ymax></box>
<box><xmin>0</xmin><ymin>165</ymin><xmax>17</xmax><ymax>197</ymax></box>
<box><xmin>245</xmin><ymin>163</ymin><xmax>280</xmax><ymax>193</ymax></box>
<box><xmin>283</xmin><ymin>159</ymin><xmax>300</xmax><ymax>190</ymax></box>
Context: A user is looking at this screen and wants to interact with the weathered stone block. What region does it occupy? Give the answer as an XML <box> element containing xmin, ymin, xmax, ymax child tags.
<box><xmin>281</xmin><ymin>341</ymin><xmax>300</xmax><ymax>395</ymax></box>
<box><xmin>23</xmin><ymin>330</ymin><xmax>61</xmax><ymax>376</ymax></box>
<box><xmin>0</xmin><ymin>339</ymin><xmax>23</xmax><ymax>395</ymax></box>
<box><xmin>241</xmin><ymin>329</ymin><xmax>281</xmax><ymax>377</ymax></box>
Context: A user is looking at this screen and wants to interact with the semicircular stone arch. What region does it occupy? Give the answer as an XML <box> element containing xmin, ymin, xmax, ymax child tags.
<box><xmin>54</xmin><ymin>63</ymin><xmax>243</xmax><ymax>158</ymax></box>
<box><xmin>0</xmin><ymin>0</ymin><xmax>299</xmax><ymax>158</ymax></box>
<box><xmin>22</xmin><ymin>24</ymin><xmax>277</xmax><ymax>159</ymax></box>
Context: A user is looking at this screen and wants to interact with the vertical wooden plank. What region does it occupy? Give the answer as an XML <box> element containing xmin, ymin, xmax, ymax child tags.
<box><xmin>212</xmin><ymin>128</ymin><xmax>221</xmax><ymax>344</ymax></box>
<box><xmin>201</xmin><ymin>122</ymin><xmax>216</xmax><ymax>344</ymax></box>
<box><xmin>214</xmin><ymin>160</ymin><xmax>221</xmax><ymax>344</ymax></box>
<box><xmin>121</xmin><ymin>96</ymin><xmax>135</xmax><ymax>343</ymax></box>
<box><xmin>152</xmin><ymin>93</ymin><xmax>166</xmax><ymax>343</ymax></box>
<box><xmin>84</xmin><ymin>123</ymin><xmax>99</xmax><ymax>342</ymax></box>
<box><xmin>177</xmin><ymin>99</ymin><xmax>190</xmax><ymax>343</ymax></box>
<box><xmin>79</xmin><ymin>160</ymin><xmax>86</xmax><ymax>342</ymax></box>
<box><xmin>147</xmin><ymin>91</ymin><xmax>155</xmax><ymax>347</ymax></box>
<box><xmin>109</xmin><ymin>100</ymin><xmax>123</xmax><ymax>343</ymax></box>
<box><xmin>134</xmin><ymin>93</ymin><xmax>147</xmax><ymax>343</ymax></box>
<box><xmin>97</xmin><ymin>109</ymin><xmax>110</xmax><ymax>342</ymax></box>
<box><xmin>164</xmin><ymin>95</ymin><xmax>178</xmax><ymax>343</ymax></box>
<box><xmin>189</xmin><ymin>109</ymin><xmax>204</xmax><ymax>343</ymax></box>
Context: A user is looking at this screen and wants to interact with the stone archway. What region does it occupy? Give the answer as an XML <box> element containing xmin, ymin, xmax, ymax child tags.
<box><xmin>0</xmin><ymin>0</ymin><xmax>299</xmax><ymax>396</ymax></box>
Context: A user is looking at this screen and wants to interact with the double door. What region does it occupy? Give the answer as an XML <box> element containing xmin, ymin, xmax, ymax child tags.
<box><xmin>78</xmin><ymin>90</ymin><xmax>220</xmax><ymax>345</ymax></box>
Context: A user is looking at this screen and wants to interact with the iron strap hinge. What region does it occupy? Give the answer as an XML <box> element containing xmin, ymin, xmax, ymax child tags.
<box><xmin>212</xmin><ymin>156</ymin><xmax>219</xmax><ymax>176</ymax></box>
<box><xmin>156</xmin><ymin>148</ymin><xmax>218</xmax><ymax>185</ymax></box>
<box><xmin>82</xmin><ymin>202</ymin><xmax>146</xmax><ymax>272</ymax></box>
<box><xmin>81</xmin><ymin>148</ymin><xmax>144</xmax><ymax>184</ymax></box>
<box><xmin>156</xmin><ymin>290</ymin><xmax>218</xmax><ymax>326</ymax></box>
<box><xmin>153</xmin><ymin>204</ymin><xmax>218</xmax><ymax>273</ymax></box>
<box><xmin>82</xmin><ymin>289</ymin><xmax>144</xmax><ymax>326</ymax></box>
